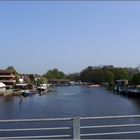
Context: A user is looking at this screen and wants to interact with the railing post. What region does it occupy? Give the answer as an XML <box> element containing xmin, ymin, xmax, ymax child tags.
<box><xmin>73</xmin><ymin>117</ymin><xmax>80</xmax><ymax>139</ymax></box>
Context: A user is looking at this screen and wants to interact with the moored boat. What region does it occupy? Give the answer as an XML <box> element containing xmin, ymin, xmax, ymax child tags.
<box><xmin>37</xmin><ymin>84</ymin><xmax>48</xmax><ymax>95</ymax></box>
<box><xmin>21</xmin><ymin>90</ymin><xmax>36</xmax><ymax>97</ymax></box>
<box><xmin>126</xmin><ymin>86</ymin><xmax>140</xmax><ymax>97</ymax></box>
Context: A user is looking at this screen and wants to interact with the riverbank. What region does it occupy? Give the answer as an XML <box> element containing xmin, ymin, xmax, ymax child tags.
<box><xmin>0</xmin><ymin>89</ymin><xmax>21</xmax><ymax>96</ymax></box>
<box><xmin>0</xmin><ymin>86</ymin><xmax>54</xmax><ymax>97</ymax></box>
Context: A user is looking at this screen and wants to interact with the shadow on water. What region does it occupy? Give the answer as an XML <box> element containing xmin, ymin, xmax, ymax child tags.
<box><xmin>130</xmin><ymin>98</ymin><xmax>140</xmax><ymax>112</ymax></box>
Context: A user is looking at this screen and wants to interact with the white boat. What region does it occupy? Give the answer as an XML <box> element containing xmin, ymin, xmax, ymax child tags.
<box><xmin>37</xmin><ymin>84</ymin><xmax>48</xmax><ymax>95</ymax></box>
<box><xmin>126</xmin><ymin>87</ymin><xmax>140</xmax><ymax>96</ymax></box>
<box><xmin>89</xmin><ymin>84</ymin><xmax>100</xmax><ymax>88</ymax></box>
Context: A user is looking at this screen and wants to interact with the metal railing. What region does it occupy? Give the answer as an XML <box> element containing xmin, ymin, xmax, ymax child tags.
<box><xmin>1</xmin><ymin>115</ymin><xmax>140</xmax><ymax>139</ymax></box>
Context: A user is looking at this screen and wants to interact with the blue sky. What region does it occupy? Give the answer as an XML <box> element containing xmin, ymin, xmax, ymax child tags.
<box><xmin>0</xmin><ymin>1</ymin><xmax>140</xmax><ymax>74</ymax></box>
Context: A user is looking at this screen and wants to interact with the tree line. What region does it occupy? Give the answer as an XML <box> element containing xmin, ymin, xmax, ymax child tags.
<box><xmin>79</xmin><ymin>65</ymin><xmax>140</xmax><ymax>85</ymax></box>
<box><xmin>3</xmin><ymin>65</ymin><xmax>140</xmax><ymax>85</ymax></box>
<box><xmin>68</xmin><ymin>65</ymin><xmax>140</xmax><ymax>86</ymax></box>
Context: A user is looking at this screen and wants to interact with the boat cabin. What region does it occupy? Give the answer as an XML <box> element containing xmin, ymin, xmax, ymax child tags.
<box><xmin>114</xmin><ymin>80</ymin><xmax>128</xmax><ymax>93</ymax></box>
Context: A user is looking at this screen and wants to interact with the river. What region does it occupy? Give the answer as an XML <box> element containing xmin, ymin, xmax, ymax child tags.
<box><xmin>0</xmin><ymin>86</ymin><xmax>140</xmax><ymax>119</ymax></box>
<box><xmin>1</xmin><ymin>86</ymin><xmax>140</xmax><ymax>138</ymax></box>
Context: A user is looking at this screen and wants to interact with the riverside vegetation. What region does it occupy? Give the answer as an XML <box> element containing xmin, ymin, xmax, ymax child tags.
<box><xmin>2</xmin><ymin>65</ymin><xmax>140</xmax><ymax>87</ymax></box>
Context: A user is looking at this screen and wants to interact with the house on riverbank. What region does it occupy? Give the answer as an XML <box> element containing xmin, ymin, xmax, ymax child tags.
<box><xmin>0</xmin><ymin>70</ymin><xmax>16</xmax><ymax>89</ymax></box>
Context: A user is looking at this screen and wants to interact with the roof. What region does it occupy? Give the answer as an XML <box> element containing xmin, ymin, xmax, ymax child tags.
<box><xmin>0</xmin><ymin>69</ymin><xmax>13</xmax><ymax>74</ymax></box>
<box><xmin>0</xmin><ymin>82</ymin><xmax>6</xmax><ymax>88</ymax></box>
<box><xmin>16</xmin><ymin>83</ymin><xmax>28</xmax><ymax>86</ymax></box>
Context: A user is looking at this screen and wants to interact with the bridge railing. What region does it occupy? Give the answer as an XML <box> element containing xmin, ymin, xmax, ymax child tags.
<box><xmin>1</xmin><ymin>115</ymin><xmax>140</xmax><ymax>139</ymax></box>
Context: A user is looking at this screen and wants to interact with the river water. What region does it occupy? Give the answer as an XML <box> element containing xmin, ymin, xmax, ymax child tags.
<box><xmin>1</xmin><ymin>86</ymin><xmax>140</xmax><ymax>138</ymax></box>
<box><xmin>0</xmin><ymin>86</ymin><xmax>140</xmax><ymax>119</ymax></box>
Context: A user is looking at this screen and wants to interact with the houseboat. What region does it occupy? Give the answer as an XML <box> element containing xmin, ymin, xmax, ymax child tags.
<box><xmin>113</xmin><ymin>79</ymin><xmax>128</xmax><ymax>94</ymax></box>
<box><xmin>126</xmin><ymin>86</ymin><xmax>140</xmax><ymax>97</ymax></box>
<box><xmin>21</xmin><ymin>90</ymin><xmax>36</xmax><ymax>97</ymax></box>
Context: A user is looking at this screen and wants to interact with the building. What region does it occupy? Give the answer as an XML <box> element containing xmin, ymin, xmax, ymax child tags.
<box><xmin>0</xmin><ymin>70</ymin><xmax>16</xmax><ymax>88</ymax></box>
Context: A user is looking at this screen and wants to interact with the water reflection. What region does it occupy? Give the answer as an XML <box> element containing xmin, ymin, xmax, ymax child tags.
<box><xmin>130</xmin><ymin>98</ymin><xmax>140</xmax><ymax>112</ymax></box>
<box><xmin>19</xmin><ymin>96</ymin><xmax>24</xmax><ymax>105</ymax></box>
<box><xmin>3</xmin><ymin>96</ymin><xmax>14</xmax><ymax>102</ymax></box>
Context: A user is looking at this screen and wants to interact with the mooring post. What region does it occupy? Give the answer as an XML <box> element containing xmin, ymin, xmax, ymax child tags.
<box><xmin>73</xmin><ymin>117</ymin><xmax>80</xmax><ymax>139</ymax></box>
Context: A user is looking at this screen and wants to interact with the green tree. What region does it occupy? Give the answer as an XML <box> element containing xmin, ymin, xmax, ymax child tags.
<box><xmin>43</xmin><ymin>69</ymin><xmax>66</xmax><ymax>79</ymax></box>
<box><xmin>67</xmin><ymin>73</ymin><xmax>80</xmax><ymax>81</ymax></box>
<box><xmin>91</xmin><ymin>69</ymin><xmax>105</xmax><ymax>84</ymax></box>
<box><xmin>29</xmin><ymin>74</ymin><xmax>35</xmax><ymax>84</ymax></box>
<box><xmin>131</xmin><ymin>73</ymin><xmax>140</xmax><ymax>85</ymax></box>
<box><xmin>125</xmin><ymin>67</ymin><xmax>138</xmax><ymax>83</ymax></box>
<box><xmin>6</xmin><ymin>66</ymin><xmax>18</xmax><ymax>74</ymax></box>
<box><xmin>36</xmin><ymin>77</ymin><xmax>47</xmax><ymax>86</ymax></box>
<box><xmin>80</xmin><ymin>66</ymin><xmax>130</xmax><ymax>85</ymax></box>
<box><xmin>111</xmin><ymin>68</ymin><xmax>129</xmax><ymax>80</ymax></box>
<box><xmin>6</xmin><ymin>66</ymin><xmax>19</xmax><ymax>83</ymax></box>
<box><xmin>80</xmin><ymin>66</ymin><xmax>93</xmax><ymax>82</ymax></box>
<box><xmin>105</xmin><ymin>71</ymin><xmax>115</xmax><ymax>85</ymax></box>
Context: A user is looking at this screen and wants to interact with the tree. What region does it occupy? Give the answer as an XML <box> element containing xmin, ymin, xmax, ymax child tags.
<box><xmin>43</xmin><ymin>69</ymin><xmax>66</xmax><ymax>79</ymax></box>
<box><xmin>111</xmin><ymin>68</ymin><xmax>129</xmax><ymax>81</ymax></box>
<box><xmin>80</xmin><ymin>66</ymin><xmax>130</xmax><ymax>85</ymax></box>
<box><xmin>67</xmin><ymin>73</ymin><xmax>80</xmax><ymax>81</ymax></box>
<box><xmin>6</xmin><ymin>66</ymin><xmax>19</xmax><ymax>83</ymax></box>
<box><xmin>126</xmin><ymin>67</ymin><xmax>138</xmax><ymax>83</ymax></box>
<box><xmin>135</xmin><ymin>64</ymin><xmax>140</xmax><ymax>73</ymax></box>
<box><xmin>80</xmin><ymin>66</ymin><xmax>94</xmax><ymax>82</ymax></box>
<box><xmin>131</xmin><ymin>73</ymin><xmax>140</xmax><ymax>85</ymax></box>
<box><xmin>105</xmin><ymin>71</ymin><xmax>115</xmax><ymax>85</ymax></box>
<box><xmin>29</xmin><ymin>74</ymin><xmax>35</xmax><ymax>84</ymax></box>
<box><xmin>36</xmin><ymin>77</ymin><xmax>47</xmax><ymax>86</ymax></box>
<box><xmin>6</xmin><ymin>66</ymin><xmax>18</xmax><ymax>74</ymax></box>
<box><xmin>91</xmin><ymin>69</ymin><xmax>105</xmax><ymax>84</ymax></box>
